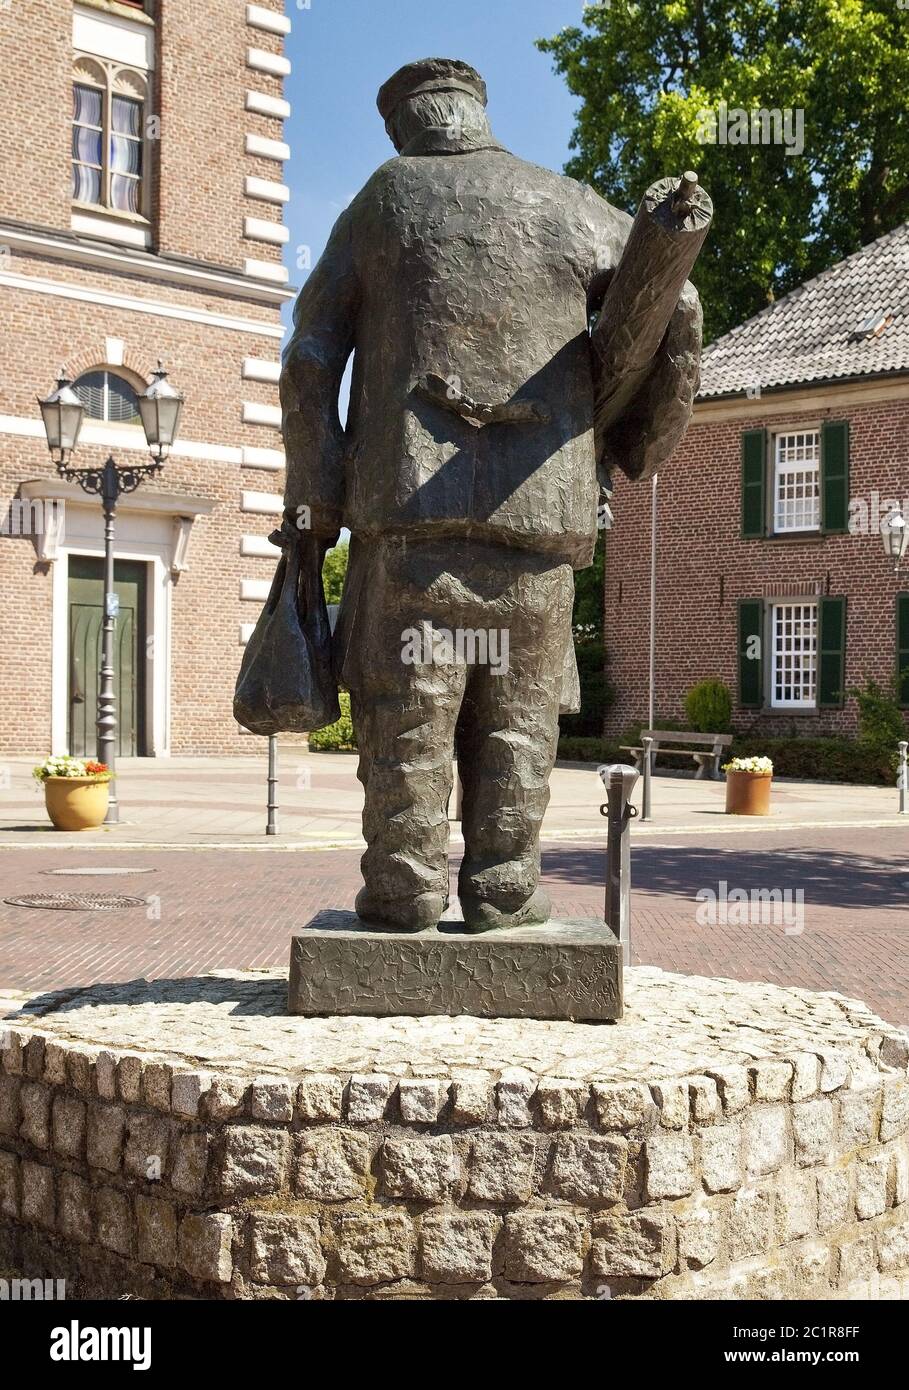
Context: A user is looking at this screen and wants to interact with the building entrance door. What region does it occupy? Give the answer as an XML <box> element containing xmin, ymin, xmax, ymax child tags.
<box><xmin>68</xmin><ymin>556</ymin><xmax>147</xmax><ymax>758</ymax></box>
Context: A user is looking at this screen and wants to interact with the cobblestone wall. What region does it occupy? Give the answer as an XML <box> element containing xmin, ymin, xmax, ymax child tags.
<box><xmin>1</xmin><ymin>996</ymin><xmax>907</xmax><ymax>1300</ymax></box>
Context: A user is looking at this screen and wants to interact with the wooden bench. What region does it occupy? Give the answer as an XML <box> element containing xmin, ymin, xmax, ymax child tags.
<box><xmin>619</xmin><ymin>729</ymin><xmax>733</xmax><ymax>781</ymax></box>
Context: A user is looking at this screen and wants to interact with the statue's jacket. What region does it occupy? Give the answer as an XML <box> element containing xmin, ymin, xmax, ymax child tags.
<box><xmin>281</xmin><ymin>129</ymin><xmax>690</xmax><ymax>572</ymax></box>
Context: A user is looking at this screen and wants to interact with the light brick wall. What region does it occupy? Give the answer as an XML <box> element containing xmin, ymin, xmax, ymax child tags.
<box><xmin>0</xmin><ymin>0</ymin><xmax>292</xmax><ymax>756</ymax></box>
<box><xmin>604</xmin><ymin>391</ymin><xmax>909</xmax><ymax>738</ymax></box>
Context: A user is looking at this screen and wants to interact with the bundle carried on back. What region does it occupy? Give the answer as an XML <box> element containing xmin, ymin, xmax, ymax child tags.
<box><xmin>591</xmin><ymin>172</ymin><xmax>713</xmax><ymax>438</ymax></box>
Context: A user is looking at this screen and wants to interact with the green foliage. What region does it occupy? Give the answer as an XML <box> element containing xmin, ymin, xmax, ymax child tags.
<box><xmin>847</xmin><ymin>676</ymin><xmax>907</xmax><ymax>775</ymax></box>
<box><xmin>538</xmin><ymin>2</ymin><xmax>909</xmax><ymax>340</ymax></box>
<box><xmin>684</xmin><ymin>679</ymin><xmax>732</xmax><ymax>733</ymax></box>
<box><xmin>572</xmin><ymin>532</ymin><xmax>605</xmax><ymax>636</ymax></box>
<box><xmin>557</xmin><ymin>736</ymin><xmax>625</xmax><ymax>765</ymax></box>
<box><xmin>308</xmin><ymin>690</ymin><xmax>358</xmax><ymax>751</ymax></box>
<box><xmin>731</xmin><ymin>736</ymin><xmax>892</xmax><ymax>785</ymax></box>
<box><xmin>561</xmin><ymin>534</ymin><xmax>612</xmax><ymax>738</ymax></box>
<box><xmin>322</xmin><ymin>541</ymin><xmax>349</xmax><ymax>605</ymax></box>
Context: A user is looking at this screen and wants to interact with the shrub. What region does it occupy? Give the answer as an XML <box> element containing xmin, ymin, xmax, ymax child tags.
<box><xmin>308</xmin><ymin>690</ymin><xmax>358</xmax><ymax>751</ymax></box>
<box><xmin>730</xmin><ymin>736</ymin><xmax>891</xmax><ymax>785</ymax></box>
<box><xmin>685</xmin><ymin>679</ymin><xmax>732</xmax><ymax>733</ymax></box>
<box><xmin>849</xmin><ymin>677</ymin><xmax>906</xmax><ymax>762</ymax></box>
<box><xmin>559</xmin><ymin>638</ymin><xmax>613</xmax><ymax>739</ymax></box>
<box><xmin>557</xmin><ymin>737</ymin><xmax>624</xmax><ymax>764</ymax></box>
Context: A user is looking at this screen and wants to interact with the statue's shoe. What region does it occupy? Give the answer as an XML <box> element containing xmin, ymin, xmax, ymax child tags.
<box><xmin>460</xmin><ymin>888</ymin><xmax>551</xmax><ymax>934</ymax></box>
<box><xmin>355</xmin><ymin>887</ymin><xmax>446</xmax><ymax>933</ymax></box>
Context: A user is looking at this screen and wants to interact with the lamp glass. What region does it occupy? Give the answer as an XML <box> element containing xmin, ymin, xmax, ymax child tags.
<box><xmin>139</xmin><ymin>365</ymin><xmax>184</xmax><ymax>457</ymax></box>
<box><xmin>884</xmin><ymin>508</ymin><xmax>908</xmax><ymax>563</ymax></box>
<box><xmin>38</xmin><ymin>378</ymin><xmax>84</xmax><ymax>456</ymax></box>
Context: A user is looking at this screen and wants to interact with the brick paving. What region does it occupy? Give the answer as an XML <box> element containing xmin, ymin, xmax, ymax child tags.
<box><xmin>0</xmin><ymin>825</ymin><xmax>907</xmax><ymax>1030</ymax></box>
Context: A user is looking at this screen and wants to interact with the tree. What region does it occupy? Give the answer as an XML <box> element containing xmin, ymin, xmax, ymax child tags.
<box><xmin>321</xmin><ymin>540</ymin><xmax>348</xmax><ymax>604</ymax></box>
<box><xmin>538</xmin><ymin>1</ymin><xmax>909</xmax><ymax>340</ymax></box>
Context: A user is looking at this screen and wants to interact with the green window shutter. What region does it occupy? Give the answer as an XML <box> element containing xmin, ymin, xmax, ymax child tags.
<box><xmin>820</xmin><ymin>420</ymin><xmax>849</xmax><ymax>533</ymax></box>
<box><xmin>738</xmin><ymin>599</ymin><xmax>764</xmax><ymax>708</ymax></box>
<box><xmin>897</xmin><ymin>593</ymin><xmax>909</xmax><ymax>707</ymax></box>
<box><xmin>741</xmin><ymin>429</ymin><xmax>767</xmax><ymax>538</ymax></box>
<box><xmin>818</xmin><ymin>596</ymin><xmax>847</xmax><ymax>707</ymax></box>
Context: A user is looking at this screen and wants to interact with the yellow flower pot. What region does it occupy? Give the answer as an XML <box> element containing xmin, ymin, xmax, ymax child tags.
<box><xmin>724</xmin><ymin>770</ymin><xmax>772</xmax><ymax>816</ymax></box>
<box><xmin>43</xmin><ymin>776</ymin><xmax>110</xmax><ymax>831</ymax></box>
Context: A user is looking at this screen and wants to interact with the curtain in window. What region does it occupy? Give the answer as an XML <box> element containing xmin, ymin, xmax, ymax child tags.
<box><xmin>111</xmin><ymin>96</ymin><xmax>143</xmax><ymax>213</ymax></box>
<box><xmin>72</xmin><ymin>84</ymin><xmax>103</xmax><ymax>205</ymax></box>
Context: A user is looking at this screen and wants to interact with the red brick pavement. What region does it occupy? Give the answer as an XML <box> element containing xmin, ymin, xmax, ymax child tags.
<box><xmin>0</xmin><ymin>827</ymin><xmax>907</xmax><ymax>1029</ymax></box>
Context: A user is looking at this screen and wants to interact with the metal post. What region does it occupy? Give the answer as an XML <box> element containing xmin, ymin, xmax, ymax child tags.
<box><xmin>98</xmin><ymin>459</ymin><xmax>119</xmax><ymax>824</ymax></box>
<box><xmin>648</xmin><ymin>471</ymin><xmax>657</xmax><ymax>733</ymax></box>
<box><xmin>641</xmin><ymin>734</ymin><xmax>653</xmax><ymax>823</ymax></box>
<box><xmin>899</xmin><ymin>740</ymin><xmax>908</xmax><ymax>815</ymax></box>
<box><xmin>602</xmin><ymin>764</ymin><xmax>640</xmax><ymax>966</ymax></box>
<box><xmin>266</xmin><ymin>735</ymin><xmax>278</xmax><ymax>835</ymax></box>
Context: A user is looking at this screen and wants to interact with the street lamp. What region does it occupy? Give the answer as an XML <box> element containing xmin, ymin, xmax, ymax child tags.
<box><xmin>38</xmin><ymin>363</ymin><xmax>185</xmax><ymax>823</ymax></box>
<box><xmin>882</xmin><ymin>504</ymin><xmax>908</xmax><ymax>573</ymax></box>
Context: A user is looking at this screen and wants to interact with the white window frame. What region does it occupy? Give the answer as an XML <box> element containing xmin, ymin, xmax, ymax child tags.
<box><xmin>770</xmin><ymin>601</ymin><xmax>818</xmax><ymax>709</ymax></box>
<box><xmin>772</xmin><ymin>430</ymin><xmax>821</xmax><ymax>534</ymax></box>
<box><xmin>72</xmin><ymin>55</ymin><xmax>149</xmax><ymax>222</ymax></box>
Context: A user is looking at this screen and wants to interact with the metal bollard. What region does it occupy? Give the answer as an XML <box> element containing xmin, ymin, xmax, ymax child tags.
<box><xmin>899</xmin><ymin>740</ymin><xmax>908</xmax><ymax>816</ymax></box>
<box><xmin>599</xmin><ymin>763</ymin><xmax>641</xmax><ymax>966</ymax></box>
<box><xmin>266</xmin><ymin>735</ymin><xmax>278</xmax><ymax>836</ymax></box>
<box><xmin>641</xmin><ymin>735</ymin><xmax>654</xmax><ymax>822</ymax></box>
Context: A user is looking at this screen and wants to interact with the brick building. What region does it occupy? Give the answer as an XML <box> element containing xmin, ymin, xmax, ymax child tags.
<box><xmin>0</xmin><ymin>0</ymin><xmax>294</xmax><ymax>757</ymax></box>
<box><xmin>604</xmin><ymin>222</ymin><xmax>909</xmax><ymax>740</ymax></box>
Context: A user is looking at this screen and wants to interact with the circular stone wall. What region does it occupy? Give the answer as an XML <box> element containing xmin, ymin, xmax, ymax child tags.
<box><xmin>1</xmin><ymin>967</ymin><xmax>907</xmax><ymax>1300</ymax></box>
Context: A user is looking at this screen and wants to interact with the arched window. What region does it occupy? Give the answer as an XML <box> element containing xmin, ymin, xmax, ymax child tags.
<box><xmin>72</xmin><ymin>57</ymin><xmax>147</xmax><ymax>216</ymax></box>
<box><xmin>72</xmin><ymin>370</ymin><xmax>142</xmax><ymax>425</ymax></box>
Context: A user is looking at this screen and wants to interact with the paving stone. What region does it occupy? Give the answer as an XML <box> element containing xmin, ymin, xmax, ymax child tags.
<box><xmin>170</xmin><ymin>1130</ymin><xmax>209</xmax><ymax>1196</ymax></box>
<box><xmin>249</xmin><ymin>1213</ymin><xmax>325</xmax><ymax>1286</ymax></box>
<box><xmin>676</xmin><ymin>1203</ymin><xmax>720</xmax><ymax>1270</ymax></box>
<box><xmin>855</xmin><ymin>1153</ymin><xmax>889</xmax><ymax>1220</ymax></box>
<box><xmin>205</xmin><ymin>1076</ymin><xmax>248</xmax><ymax>1121</ymax></box>
<box><xmin>179</xmin><ymin>1212</ymin><xmax>233</xmax><ymax>1283</ymax></box>
<box><xmin>19</xmin><ymin>1082</ymin><xmax>51</xmax><ymax>1149</ymax></box>
<box><xmin>296</xmin><ymin>1074</ymin><xmax>345</xmax><ymax>1123</ymax></box>
<box><xmin>398</xmin><ymin>1078</ymin><xmax>444</xmax><ymax>1124</ymax></box>
<box><xmin>0</xmin><ymin>1074</ymin><xmax>20</xmax><ymax>1137</ymax></box>
<box><xmin>793</xmin><ymin>1099</ymin><xmax>835</xmax><ymax>1167</ymax></box>
<box><xmin>0</xmin><ymin>1151</ymin><xmax>19</xmax><ymax>1219</ymax></box>
<box><xmin>751</xmin><ymin>1059</ymin><xmax>793</xmax><ymax>1103</ymax></box>
<box><xmin>817</xmin><ymin>1167</ymin><xmax>852</xmax><ymax>1232</ymax></box>
<box><xmin>136</xmin><ymin>1194</ymin><xmax>177</xmax><ymax>1268</ymax></box>
<box><xmin>171</xmin><ymin>1070</ymin><xmax>211</xmax><ymax>1120</ymax></box>
<box><xmin>21</xmin><ymin>1159</ymin><xmax>54</xmax><ymax>1229</ymax></box>
<box><xmin>537</xmin><ymin>1079</ymin><xmax>587</xmax><ymax>1129</ymax></box>
<box><xmin>219</xmin><ymin>1125</ymin><xmax>290</xmax><ymax>1198</ymax></box>
<box><xmin>420</xmin><ymin>1212</ymin><xmax>499</xmax><ymax>1283</ymax></box>
<box><xmin>503</xmin><ymin>1211</ymin><xmax>585</xmax><ymax>1282</ymax></box>
<box><xmin>295</xmin><ymin>1128</ymin><xmax>371</xmax><ymax>1201</ymax></box>
<box><xmin>548</xmin><ymin>1134</ymin><xmax>626</xmax><ymax>1204</ymax></box>
<box><xmin>335</xmin><ymin>1212</ymin><xmax>416</xmax><ymax>1285</ymax></box>
<box><xmin>728</xmin><ymin>1184</ymin><xmax>774</xmax><ymax>1260</ymax></box>
<box><xmin>687</xmin><ymin>1075</ymin><xmax>720</xmax><ymax>1123</ymax></box>
<box><xmin>124</xmin><ymin>1113</ymin><xmax>171</xmax><ymax>1183</ymax></box>
<box><xmin>590</xmin><ymin>1211</ymin><xmax>668</xmax><ymax>1278</ymax></box>
<box><xmin>250</xmin><ymin>1077</ymin><xmax>294</xmax><ymax>1124</ymax></box>
<box><xmin>346</xmin><ymin>1074</ymin><xmax>393</xmax><ymax>1124</ymax></box>
<box><xmin>791</xmin><ymin>1052</ymin><xmax>821</xmax><ymax>1102</ymax></box>
<box><xmin>700</xmin><ymin>1124</ymin><xmax>742</xmax><ymax>1193</ymax></box>
<box><xmin>592</xmin><ymin>1081</ymin><xmax>650</xmax><ymax>1130</ymax></box>
<box><xmin>57</xmin><ymin>1171</ymin><xmax>92</xmax><ymax>1244</ymax></box>
<box><xmin>140</xmin><ymin>1062</ymin><xmax>171</xmax><ymax>1112</ymax></box>
<box><xmin>51</xmin><ymin>1094</ymin><xmax>86</xmax><ymax>1160</ymax></box>
<box><xmin>744</xmin><ymin>1106</ymin><xmax>789</xmax><ymax>1177</ymax></box>
<box><xmin>380</xmin><ymin>1134</ymin><xmax>458</xmax><ymax>1202</ymax></box>
<box><xmin>42</xmin><ymin>1041</ymin><xmax>69</xmax><ymax>1087</ymax></box>
<box><xmin>496</xmin><ymin>1068</ymin><xmax>536</xmax><ymax>1128</ymax></box>
<box><xmin>837</xmin><ymin>1233</ymin><xmax>876</xmax><ymax>1289</ymax></box>
<box><xmin>650</xmin><ymin>1079</ymin><xmax>689</xmax><ymax>1130</ymax></box>
<box><xmin>95</xmin><ymin>1186</ymin><xmax>133</xmax><ymax>1257</ymax></box>
<box><xmin>467</xmin><ymin>1133</ymin><xmax>537</xmax><ymax>1202</ymax></box>
<box><xmin>776</xmin><ymin>1171</ymin><xmax>816</xmax><ymax>1243</ymax></box>
<box><xmin>704</xmin><ymin>1064</ymin><xmax>750</xmax><ymax>1114</ymax></box>
<box><xmin>839</xmin><ymin>1088</ymin><xmax>880</xmax><ymax>1150</ymax></box>
<box><xmin>86</xmin><ymin>1103</ymin><xmax>125</xmax><ymax>1174</ymax></box>
<box><xmin>880</xmin><ymin>1079</ymin><xmax>909</xmax><ymax>1143</ymax></box>
<box><xmin>94</xmin><ymin>1050</ymin><xmax>118</xmax><ymax>1101</ymax></box>
<box><xmin>450</xmin><ymin>1072</ymin><xmax>493</xmax><ymax>1124</ymax></box>
<box><xmin>644</xmin><ymin>1133</ymin><xmax>695</xmax><ymax>1200</ymax></box>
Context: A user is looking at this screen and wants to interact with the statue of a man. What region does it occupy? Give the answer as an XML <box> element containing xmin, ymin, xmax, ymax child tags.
<box><xmin>280</xmin><ymin>58</ymin><xmax>702</xmax><ymax>933</ymax></box>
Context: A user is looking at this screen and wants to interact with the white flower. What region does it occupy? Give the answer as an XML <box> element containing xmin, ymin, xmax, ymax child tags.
<box><xmin>722</xmin><ymin>755</ymin><xmax>773</xmax><ymax>776</ymax></box>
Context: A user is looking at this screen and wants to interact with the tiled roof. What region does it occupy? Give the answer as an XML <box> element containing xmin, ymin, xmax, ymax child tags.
<box><xmin>697</xmin><ymin>221</ymin><xmax>909</xmax><ymax>398</ymax></box>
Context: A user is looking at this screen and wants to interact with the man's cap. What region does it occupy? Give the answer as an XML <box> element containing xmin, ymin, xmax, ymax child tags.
<box><xmin>377</xmin><ymin>59</ymin><xmax>487</xmax><ymax>122</ymax></box>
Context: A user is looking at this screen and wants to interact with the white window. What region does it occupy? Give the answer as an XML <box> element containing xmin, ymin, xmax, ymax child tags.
<box><xmin>72</xmin><ymin>57</ymin><xmax>148</xmax><ymax>217</ymax></box>
<box><xmin>771</xmin><ymin>602</ymin><xmax>817</xmax><ymax>708</ymax></box>
<box><xmin>773</xmin><ymin>431</ymin><xmax>820</xmax><ymax>533</ymax></box>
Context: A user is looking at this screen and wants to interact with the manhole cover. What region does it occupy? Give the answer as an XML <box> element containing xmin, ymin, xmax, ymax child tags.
<box><xmin>4</xmin><ymin>892</ymin><xmax>148</xmax><ymax>911</ymax></box>
<box><xmin>43</xmin><ymin>867</ymin><xmax>155</xmax><ymax>877</ymax></box>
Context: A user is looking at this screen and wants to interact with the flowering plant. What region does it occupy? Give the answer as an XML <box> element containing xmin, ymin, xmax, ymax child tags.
<box><xmin>33</xmin><ymin>755</ymin><xmax>112</xmax><ymax>783</ymax></box>
<box><xmin>722</xmin><ymin>755</ymin><xmax>773</xmax><ymax>776</ymax></box>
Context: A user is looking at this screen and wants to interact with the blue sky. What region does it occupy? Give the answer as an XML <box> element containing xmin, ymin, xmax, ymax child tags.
<box><xmin>281</xmin><ymin>0</ymin><xmax>586</xmax><ymax>322</ymax></box>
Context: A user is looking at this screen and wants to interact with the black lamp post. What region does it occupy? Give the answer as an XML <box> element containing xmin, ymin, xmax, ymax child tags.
<box><xmin>38</xmin><ymin>363</ymin><xmax>184</xmax><ymax>824</ymax></box>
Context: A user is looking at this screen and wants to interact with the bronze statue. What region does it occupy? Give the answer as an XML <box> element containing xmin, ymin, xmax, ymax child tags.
<box><xmin>238</xmin><ymin>58</ymin><xmax>708</xmax><ymax>935</ymax></box>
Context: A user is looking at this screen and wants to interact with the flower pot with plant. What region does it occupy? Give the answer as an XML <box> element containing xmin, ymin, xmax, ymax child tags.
<box><xmin>34</xmin><ymin>755</ymin><xmax>112</xmax><ymax>831</ymax></box>
<box><xmin>723</xmin><ymin>755</ymin><xmax>773</xmax><ymax>816</ymax></box>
